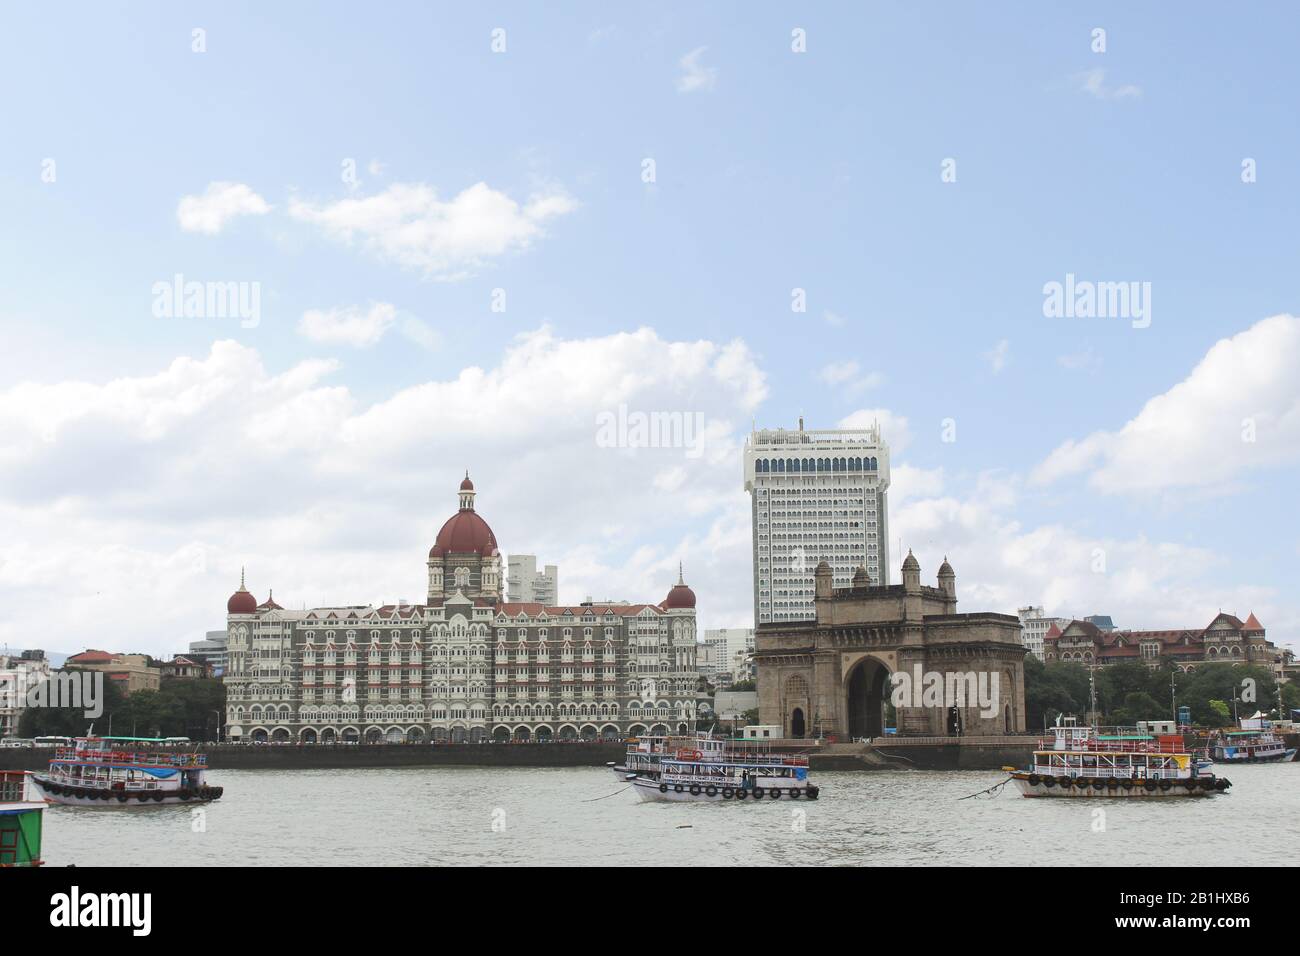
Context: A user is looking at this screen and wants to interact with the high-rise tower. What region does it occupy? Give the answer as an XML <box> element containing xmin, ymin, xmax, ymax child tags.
<box><xmin>743</xmin><ymin>420</ymin><xmax>890</xmax><ymax>624</ymax></box>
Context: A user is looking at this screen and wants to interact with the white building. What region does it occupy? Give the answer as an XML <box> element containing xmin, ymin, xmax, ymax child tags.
<box><xmin>1018</xmin><ymin>606</ymin><xmax>1070</xmax><ymax>662</ymax></box>
<box><xmin>744</xmin><ymin>420</ymin><xmax>891</xmax><ymax>624</ymax></box>
<box><xmin>507</xmin><ymin>554</ymin><xmax>558</xmax><ymax>605</ymax></box>
<box><xmin>0</xmin><ymin>652</ymin><xmax>52</xmax><ymax>738</ymax></box>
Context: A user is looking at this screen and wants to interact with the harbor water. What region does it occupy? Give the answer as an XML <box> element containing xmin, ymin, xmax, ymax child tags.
<box><xmin>37</xmin><ymin>764</ymin><xmax>1300</xmax><ymax>866</ymax></box>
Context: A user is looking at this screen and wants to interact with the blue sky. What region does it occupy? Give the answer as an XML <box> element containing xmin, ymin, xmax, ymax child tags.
<box><xmin>2</xmin><ymin>3</ymin><xmax>1298</xmax><ymax>656</ymax></box>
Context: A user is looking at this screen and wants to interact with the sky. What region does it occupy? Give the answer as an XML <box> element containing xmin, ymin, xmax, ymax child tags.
<box><xmin>1</xmin><ymin>2</ymin><xmax>1299</xmax><ymax>659</ymax></box>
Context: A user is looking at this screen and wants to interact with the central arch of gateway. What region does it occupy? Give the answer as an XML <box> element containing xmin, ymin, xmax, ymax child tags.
<box><xmin>755</xmin><ymin>556</ymin><xmax>1027</xmax><ymax>739</ymax></box>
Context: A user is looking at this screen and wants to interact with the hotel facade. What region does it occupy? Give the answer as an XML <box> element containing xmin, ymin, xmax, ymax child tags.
<box><xmin>222</xmin><ymin>476</ymin><xmax>700</xmax><ymax>743</ymax></box>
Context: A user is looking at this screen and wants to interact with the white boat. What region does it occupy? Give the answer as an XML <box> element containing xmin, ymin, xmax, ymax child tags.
<box><xmin>627</xmin><ymin>738</ymin><xmax>819</xmax><ymax>803</ymax></box>
<box><xmin>1008</xmin><ymin>723</ymin><xmax>1229</xmax><ymax>798</ymax></box>
<box><xmin>29</xmin><ymin>736</ymin><xmax>223</xmax><ymax>807</ymax></box>
<box><xmin>1211</xmin><ymin>719</ymin><xmax>1297</xmax><ymax>764</ymax></box>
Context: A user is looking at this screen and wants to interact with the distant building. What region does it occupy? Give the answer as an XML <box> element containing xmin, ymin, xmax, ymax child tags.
<box><xmin>507</xmin><ymin>555</ymin><xmax>558</xmax><ymax>605</ymax></box>
<box><xmin>0</xmin><ymin>652</ymin><xmax>51</xmax><ymax>738</ymax></box>
<box><xmin>744</xmin><ymin>420</ymin><xmax>891</xmax><ymax>625</ymax></box>
<box><xmin>159</xmin><ymin>656</ymin><xmax>213</xmax><ymax>680</ymax></box>
<box><xmin>1045</xmin><ymin>612</ymin><xmax>1278</xmax><ymax>671</ymax></box>
<box><xmin>1018</xmin><ymin>607</ymin><xmax>1071</xmax><ymax>662</ymax></box>
<box><xmin>713</xmin><ymin>690</ymin><xmax>759</xmax><ymax>725</ymax></box>
<box><xmin>188</xmin><ymin>631</ymin><xmax>228</xmax><ymax>674</ymax></box>
<box><xmin>1084</xmin><ymin>615</ymin><xmax>1116</xmax><ymax>632</ymax></box>
<box><xmin>64</xmin><ymin>650</ymin><xmax>159</xmax><ymax>695</ymax></box>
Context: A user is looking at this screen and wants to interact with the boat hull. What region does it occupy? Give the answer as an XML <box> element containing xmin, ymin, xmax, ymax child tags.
<box><xmin>631</xmin><ymin>776</ymin><xmax>819</xmax><ymax>803</ymax></box>
<box><xmin>1010</xmin><ymin>774</ymin><xmax>1225</xmax><ymax>798</ymax></box>
<box><xmin>1212</xmin><ymin>749</ymin><xmax>1296</xmax><ymax>764</ymax></box>
<box><xmin>30</xmin><ymin>775</ymin><xmax>222</xmax><ymax>808</ymax></box>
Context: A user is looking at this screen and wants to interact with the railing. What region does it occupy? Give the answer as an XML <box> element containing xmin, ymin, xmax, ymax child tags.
<box><xmin>53</xmin><ymin>747</ymin><xmax>207</xmax><ymax>768</ymax></box>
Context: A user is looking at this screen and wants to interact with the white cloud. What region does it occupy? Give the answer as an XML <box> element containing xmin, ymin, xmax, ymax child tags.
<box><xmin>1033</xmin><ymin>314</ymin><xmax>1300</xmax><ymax>495</ymax></box>
<box><xmin>984</xmin><ymin>339</ymin><xmax>1010</xmax><ymax>374</ymax></box>
<box><xmin>0</xmin><ymin>327</ymin><xmax>766</xmax><ymax>655</ymax></box>
<box><xmin>838</xmin><ymin>408</ymin><xmax>910</xmax><ymax>455</ymax></box>
<box><xmin>1058</xmin><ymin>348</ymin><xmax>1101</xmax><ymax>372</ymax></box>
<box><xmin>819</xmin><ymin>360</ymin><xmax>859</xmax><ymax>386</ymax></box>
<box><xmin>1078</xmin><ymin>68</ymin><xmax>1141</xmax><ymax>100</ymax></box>
<box><xmin>298</xmin><ymin>303</ymin><xmax>399</xmax><ymax>348</ymax></box>
<box><xmin>676</xmin><ymin>46</ymin><xmax>718</xmax><ymax>93</ymax></box>
<box><xmin>177</xmin><ymin>182</ymin><xmax>271</xmax><ymax>234</ymax></box>
<box><xmin>288</xmin><ymin>182</ymin><xmax>577</xmax><ymax>278</ymax></box>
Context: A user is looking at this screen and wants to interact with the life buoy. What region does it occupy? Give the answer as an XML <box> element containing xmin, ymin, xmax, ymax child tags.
<box><xmin>705</xmin><ymin>786</ymin><xmax>717</xmax><ymax>797</ymax></box>
<box><xmin>659</xmin><ymin>783</ymin><xmax>668</xmax><ymax>793</ymax></box>
<box><xmin>1043</xmin><ymin>777</ymin><xmax>1056</xmax><ymax>788</ymax></box>
<box><xmin>790</xmin><ymin>788</ymin><xmax>802</xmax><ymax>798</ymax></box>
<box><xmin>1143</xmin><ymin>780</ymin><xmax>1157</xmax><ymax>792</ymax></box>
<box><xmin>752</xmin><ymin>787</ymin><xmax>765</xmax><ymax>799</ymax></box>
<box><xmin>1058</xmin><ymin>777</ymin><xmax>1072</xmax><ymax>789</ymax></box>
<box><xmin>674</xmin><ymin>784</ymin><xmax>684</xmax><ymax>793</ymax></box>
<box><xmin>152</xmin><ymin>791</ymin><xmax>164</xmax><ymax>802</ymax></box>
<box><xmin>1214</xmin><ymin>778</ymin><xmax>1228</xmax><ymax>791</ymax></box>
<box><xmin>769</xmin><ymin>788</ymin><xmax>782</xmax><ymax>799</ymax></box>
<box><xmin>1120</xmin><ymin>779</ymin><xmax>1134</xmax><ymax>790</ymax></box>
<box><xmin>1027</xmin><ymin>774</ymin><xmax>1040</xmax><ymax>786</ymax></box>
<box><xmin>806</xmin><ymin>786</ymin><xmax>819</xmax><ymax>800</ymax></box>
<box><xmin>116</xmin><ymin>793</ymin><xmax>129</xmax><ymax>802</ymax></box>
<box><xmin>1159</xmin><ymin>780</ymin><xmax>1171</xmax><ymax>791</ymax></box>
<box><xmin>1091</xmin><ymin>780</ymin><xmax>1105</xmax><ymax>790</ymax></box>
<box><xmin>721</xmin><ymin>788</ymin><xmax>733</xmax><ymax>799</ymax></box>
<box><xmin>1105</xmin><ymin>777</ymin><xmax>1119</xmax><ymax>789</ymax></box>
<box><xmin>735</xmin><ymin>789</ymin><xmax>748</xmax><ymax>800</ymax></box>
<box><xmin>689</xmin><ymin>784</ymin><xmax>702</xmax><ymax>795</ymax></box>
<box><xmin>179</xmin><ymin>789</ymin><xmax>192</xmax><ymax>801</ymax></box>
<box><xmin>1183</xmin><ymin>779</ymin><xmax>1198</xmax><ymax>790</ymax></box>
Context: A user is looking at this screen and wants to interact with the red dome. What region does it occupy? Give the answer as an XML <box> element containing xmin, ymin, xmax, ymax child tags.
<box><xmin>228</xmin><ymin>588</ymin><xmax>257</xmax><ymax>614</ymax></box>
<box><xmin>663</xmin><ymin>565</ymin><xmax>696</xmax><ymax>609</ymax></box>
<box><xmin>430</xmin><ymin>509</ymin><xmax>498</xmax><ymax>557</ymax></box>
<box><xmin>460</xmin><ymin>475</ymin><xmax>475</xmax><ymax>491</ymax></box>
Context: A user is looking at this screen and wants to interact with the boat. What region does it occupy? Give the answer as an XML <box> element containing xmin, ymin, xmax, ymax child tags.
<box><xmin>1007</xmin><ymin>722</ymin><xmax>1230</xmax><ymax>798</ymax></box>
<box><xmin>608</xmin><ymin>733</ymin><xmax>711</xmax><ymax>781</ymax></box>
<box><xmin>626</xmin><ymin>737</ymin><xmax>819</xmax><ymax>803</ymax></box>
<box><xmin>0</xmin><ymin>771</ymin><xmax>45</xmax><ymax>866</ymax></box>
<box><xmin>29</xmin><ymin>736</ymin><xmax>224</xmax><ymax>807</ymax></box>
<box><xmin>1211</xmin><ymin>718</ymin><xmax>1297</xmax><ymax>764</ymax></box>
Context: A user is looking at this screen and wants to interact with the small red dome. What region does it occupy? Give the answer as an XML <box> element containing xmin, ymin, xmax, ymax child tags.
<box><xmin>663</xmin><ymin>565</ymin><xmax>696</xmax><ymax>609</ymax></box>
<box><xmin>431</xmin><ymin>510</ymin><xmax>498</xmax><ymax>557</ymax></box>
<box><xmin>460</xmin><ymin>475</ymin><xmax>474</xmax><ymax>491</ymax></box>
<box><xmin>228</xmin><ymin>588</ymin><xmax>257</xmax><ymax>615</ymax></box>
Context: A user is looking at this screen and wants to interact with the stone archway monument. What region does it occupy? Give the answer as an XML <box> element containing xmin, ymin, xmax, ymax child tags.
<box><xmin>755</xmin><ymin>555</ymin><xmax>1027</xmax><ymax>738</ymax></box>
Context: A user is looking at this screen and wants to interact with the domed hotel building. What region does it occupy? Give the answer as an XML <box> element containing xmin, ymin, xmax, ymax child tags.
<box><xmin>222</xmin><ymin>476</ymin><xmax>700</xmax><ymax>744</ymax></box>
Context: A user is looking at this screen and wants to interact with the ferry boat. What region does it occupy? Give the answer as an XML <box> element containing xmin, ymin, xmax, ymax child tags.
<box><xmin>0</xmin><ymin>771</ymin><xmax>45</xmax><ymax>866</ymax></box>
<box><xmin>608</xmin><ymin>733</ymin><xmax>698</xmax><ymax>781</ymax></box>
<box><xmin>626</xmin><ymin>738</ymin><xmax>819</xmax><ymax>803</ymax></box>
<box><xmin>1007</xmin><ymin>724</ymin><xmax>1230</xmax><ymax>798</ymax></box>
<box><xmin>30</xmin><ymin>736</ymin><xmax>223</xmax><ymax>807</ymax></box>
<box><xmin>1211</xmin><ymin>719</ymin><xmax>1297</xmax><ymax>764</ymax></box>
